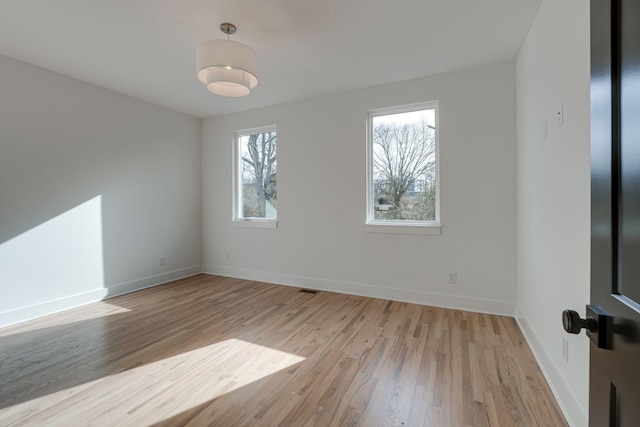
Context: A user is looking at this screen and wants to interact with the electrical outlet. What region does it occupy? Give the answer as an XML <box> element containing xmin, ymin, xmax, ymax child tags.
<box><xmin>562</xmin><ymin>337</ymin><xmax>569</xmax><ymax>362</ymax></box>
<box><xmin>448</xmin><ymin>271</ymin><xmax>457</xmax><ymax>284</ymax></box>
<box><xmin>159</xmin><ymin>256</ymin><xmax>166</xmax><ymax>265</ymax></box>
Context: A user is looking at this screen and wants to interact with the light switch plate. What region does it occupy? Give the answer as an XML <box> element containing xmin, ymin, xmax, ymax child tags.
<box><xmin>557</xmin><ymin>104</ymin><xmax>563</xmax><ymax>126</ymax></box>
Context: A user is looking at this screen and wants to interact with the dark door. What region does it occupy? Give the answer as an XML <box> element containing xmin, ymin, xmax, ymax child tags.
<box><xmin>589</xmin><ymin>0</ymin><xmax>640</xmax><ymax>425</ymax></box>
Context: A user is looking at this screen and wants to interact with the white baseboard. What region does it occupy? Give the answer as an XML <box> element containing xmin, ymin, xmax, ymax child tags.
<box><xmin>105</xmin><ymin>265</ymin><xmax>202</xmax><ymax>298</ymax></box>
<box><xmin>202</xmin><ymin>264</ymin><xmax>515</xmax><ymax>316</ymax></box>
<box><xmin>0</xmin><ymin>288</ymin><xmax>109</xmax><ymax>329</ymax></box>
<box><xmin>515</xmin><ymin>306</ymin><xmax>588</xmax><ymax>427</ymax></box>
<box><xmin>0</xmin><ymin>265</ymin><xmax>202</xmax><ymax>329</ymax></box>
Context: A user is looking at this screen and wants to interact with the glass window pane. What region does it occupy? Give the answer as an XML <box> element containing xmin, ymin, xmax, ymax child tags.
<box><xmin>370</xmin><ymin>107</ymin><xmax>437</xmax><ymax>222</ymax></box>
<box><xmin>236</xmin><ymin>129</ymin><xmax>277</xmax><ymax>220</ymax></box>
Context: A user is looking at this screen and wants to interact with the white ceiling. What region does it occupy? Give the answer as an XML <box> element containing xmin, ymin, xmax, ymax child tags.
<box><xmin>0</xmin><ymin>0</ymin><xmax>540</xmax><ymax>119</ymax></box>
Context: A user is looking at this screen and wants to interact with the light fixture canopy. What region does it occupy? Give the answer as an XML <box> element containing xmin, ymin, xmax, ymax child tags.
<box><xmin>197</xmin><ymin>23</ymin><xmax>259</xmax><ymax>97</ymax></box>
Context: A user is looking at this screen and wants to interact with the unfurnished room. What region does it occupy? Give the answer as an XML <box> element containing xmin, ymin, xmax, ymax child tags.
<box><xmin>1</xmin><ymin>1</ymin><xmax>639</xmax><ymax>426</ymax></box>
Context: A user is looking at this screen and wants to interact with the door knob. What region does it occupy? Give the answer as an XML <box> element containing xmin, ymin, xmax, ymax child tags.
<box><xmin>562</xmin><ymin>309</ymin><xmax>597</xmax><ymax>334</ymax></box>
<box><xmin>562</xmin><ymin>305</ymin><xmax>613</xmax><ymax>350</ymax></box>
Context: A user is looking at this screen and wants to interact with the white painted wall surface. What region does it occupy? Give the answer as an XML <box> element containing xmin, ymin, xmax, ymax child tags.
<box><xmin>203</xmin><ymin>62</ymin><xmax>517</xmax><ymax>315</ymax></box>
<box><xmin>0</xmin><ymin>54</ymin><xmax>202</xmax><ymax>327</ymax></box>
<box><xmin>516</xmin><ymin>1</ymin><xmax>591</xmax><ymax>426</ymax></box>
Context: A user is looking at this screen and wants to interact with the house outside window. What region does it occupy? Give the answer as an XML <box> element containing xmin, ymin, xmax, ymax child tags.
<box><xmin>366</xmin><ymin>102</ymin><xmax>439</xmax><ymax>230</ymax></box>
<box><xmin>233</xmin><ymin>126</ymin><xmax>277</xmax><ymax>225</ymax></box>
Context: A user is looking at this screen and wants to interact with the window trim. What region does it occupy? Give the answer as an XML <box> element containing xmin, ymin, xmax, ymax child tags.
<box><xmin>365</xmin><ymin>101</ymin><xmax>441</xmax><ymax>232</ymax></box>
<box><xmin>232</xmin><ymin>124</ymin><xmax>278</xmax><ymax>226</ymax></box>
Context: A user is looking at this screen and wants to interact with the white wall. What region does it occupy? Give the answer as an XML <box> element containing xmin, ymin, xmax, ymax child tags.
<box><xmin>0</xmin><ymin>54</ymin><xmax>202</xmax><ymax>327</ymax></box>
<box><xmin>202</xmin><ymin>62</ymin><xmax>517</xmax><ymax>315</ymax></box>
<box><xmin>516</xmin><ymin>1</ymin><xmax>591</xmax><ymax>426</ymax></box>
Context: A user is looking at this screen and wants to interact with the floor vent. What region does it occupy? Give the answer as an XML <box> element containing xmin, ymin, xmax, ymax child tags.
<box><xmin>298</xmin><ymin>289</ymin><xmax>318</xmax><ymax>294</ymax></box>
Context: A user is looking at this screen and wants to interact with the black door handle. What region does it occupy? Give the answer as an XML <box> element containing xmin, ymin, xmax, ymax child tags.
<box><xmin>562</xmin><ymin>309</ymin><xmax>597</xmax><ymax>334</ymax></box>
<box><xmin>562</xmin><ymin>305</ymin><xmax>613</xmax><ymax>350</ymax></box>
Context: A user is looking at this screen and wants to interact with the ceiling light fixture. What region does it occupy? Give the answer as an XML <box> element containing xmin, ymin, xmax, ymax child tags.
<box><xmin>197</xmin><ymin>23</ymin><xmax>259</xmax><ymax>97</ymax></box>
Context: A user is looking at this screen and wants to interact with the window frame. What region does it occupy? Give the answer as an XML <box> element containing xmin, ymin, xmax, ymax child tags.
<box><xmin>365</xmin><ymin>101</ymin><xmax>441</xmax><ymax>234</ymax></box>
<box><xmin>232</xmin><ymin>125</ymin><xmax>278</xmax><ymax>228</ymax></box>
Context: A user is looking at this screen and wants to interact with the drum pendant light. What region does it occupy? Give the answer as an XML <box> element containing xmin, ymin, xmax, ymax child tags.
<box><xmin>197</xmin><ymin>23</ymin><xmax>259</xmax><ymax>97</ymax></box>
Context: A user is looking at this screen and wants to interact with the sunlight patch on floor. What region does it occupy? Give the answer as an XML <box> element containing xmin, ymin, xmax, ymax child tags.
<box><xmin>0</xmin><ymin>338</ymin><xmax>305</xmax><ymax>425</ymax></box>
<box><xmin>0</xmin><ymin>301</ymin><xmax>131</xmax><ymax>338</ymax></box>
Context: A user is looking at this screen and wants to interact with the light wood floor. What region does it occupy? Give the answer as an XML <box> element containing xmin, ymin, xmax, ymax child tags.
<box><xmin>0</xmin><ymin>274</ymin><xmax>566</xmax><ymax>426</ymax></box>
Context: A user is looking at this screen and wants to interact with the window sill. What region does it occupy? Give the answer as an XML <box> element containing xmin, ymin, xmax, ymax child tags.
<box><xmin>365</xmin><ymin>222</ymin><xmax>441</xmax><ymax>235</ymax></box>
<box><xmin>232</xmin><ymin>219</ymin><xmax>278</xmax><ymax>229</ymax></box>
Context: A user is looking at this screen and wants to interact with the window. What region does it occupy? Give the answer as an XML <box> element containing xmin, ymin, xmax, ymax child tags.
<box><xmin>233</xmin><ymin>126</ymin><xmax>277</xmax><ymax>225</ymax></box>
<box><xmin>366</xmin><ymin>102</ymin><xmax>439</xmax><ymax>230</ymax></box>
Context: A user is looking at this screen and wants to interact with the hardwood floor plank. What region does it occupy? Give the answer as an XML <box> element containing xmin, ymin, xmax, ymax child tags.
<box><xmin>0</xmin><ymin>274</ymin><xmax>567</xmax><ymax>426</ymax></box>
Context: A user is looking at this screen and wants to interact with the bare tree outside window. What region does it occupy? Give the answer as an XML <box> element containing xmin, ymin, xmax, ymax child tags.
<box><xmin>370</xmin><ymin>106</ymin><xmax>437</xmax><ymax>222</ymax></box>
<box><xmin>236</xmin><ymin>128</ymin><xmax>277</xmax><ymax>219</ymax></box>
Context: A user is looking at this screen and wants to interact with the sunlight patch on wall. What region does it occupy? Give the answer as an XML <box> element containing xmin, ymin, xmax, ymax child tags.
<box><xmin>0</xmin><ymin>196</ymin><xmax>105</xmax><ymax>314</ymax></box>
<box><xmin>0</xmin><ymin>338</ymin><xmax>305</xmax><ymax>425</ymax></box>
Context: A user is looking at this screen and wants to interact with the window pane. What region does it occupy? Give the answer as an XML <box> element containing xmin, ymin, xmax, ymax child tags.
<box><xmin>371</xmin><ymin>108</ymin><xmax>436</xmax><ymax>221</ymax></box>
<box><xmin>238</xmin><ymin>130</ymin><xmax>277</xmax><ymax>219</ymax></box>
